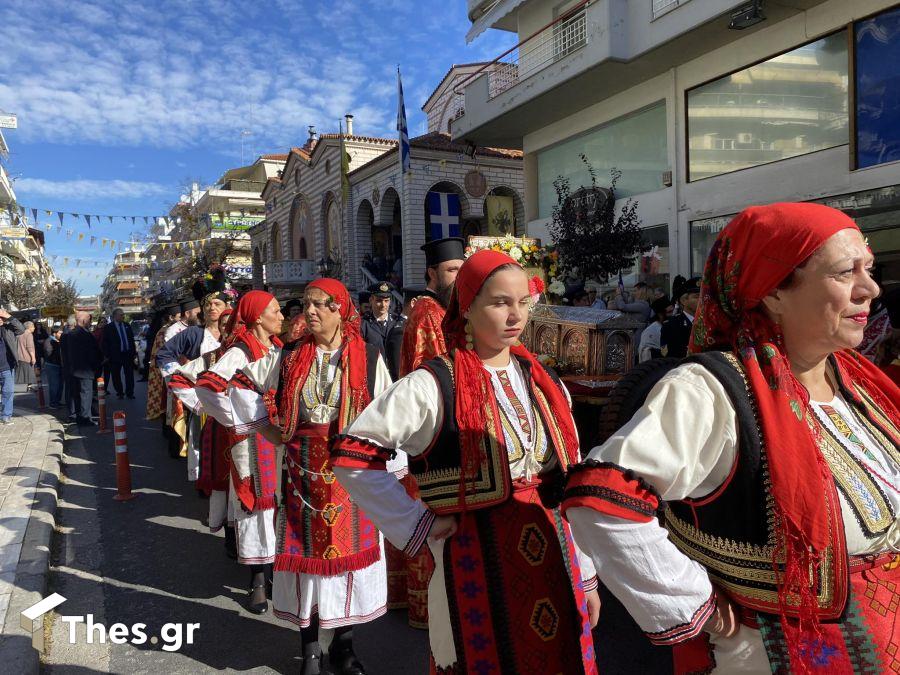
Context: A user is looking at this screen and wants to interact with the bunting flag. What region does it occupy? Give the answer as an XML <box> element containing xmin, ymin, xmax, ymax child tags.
<box><xmin>31</xmin><ymin>208</ymin><xmax>38</xmax><ymax>224</ymax></box>
<box><xmin>57</xmin><ymin>212</ymin><xmax>64</xmax><ymax>227</ymax></box>
<box><xmin>142</xmin><ymin>217</ymin><xmax>147</xmax><ymax>225</ymax></box>
<box><xmin>45</xmin><ymin>210</ymin><xmax>52</xmax><ymax>216</ymax></box>
<box><xmin>90</xmin><ymin>236</ymin><xmax>96</xmax><ymax>246</ymax></box>
<box><xmin>63</xmin><ymin>257</ymin><xmax>69</xmax><ymax>265</ymax></box>
<box><xmin>108</xmin><ymin>216</ymin><xmax>113</xmax><ymax>224</ymax></box>
<box><xmin>71</xmin><ymin>213</ymin><xmax>79</xmax><ymax>219</ymax></box>
<box><xmin>102</xmin><ymin>238</ymin><xmax>108</xmax><ymax>247</ymax></box>
<box><xmin>45</xmin><ymin>223</ymin><xmax>52</xmax><ymax>231</ymax></box>
<box><xmin>83</xmin><ymin>214</ymin><xmax>91</xmax><ymax>228</ymax></box>
<box><xmin>77</xmin><ymin>233</ymin><xmax>84</xmax><ymax>241</ymax></box>
<box><xmin>66</xmin><ymin>229</ymin><xmax>73</xmax><ymax>239</ymax></box>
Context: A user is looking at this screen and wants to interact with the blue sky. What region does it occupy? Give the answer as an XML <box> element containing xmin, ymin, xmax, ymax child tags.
<box><xmin>0</xmin><ymin>0</ymin><xmax>516</xmax><ymax>294</ymax></box>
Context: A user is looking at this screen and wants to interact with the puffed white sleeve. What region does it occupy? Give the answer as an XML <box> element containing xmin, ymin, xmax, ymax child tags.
<box><xmin>194</xmin><ymin>347</ymin><xmax>249</xmax><ymax>429</ymax></box>
<box><xmin>229</xmin><ymin>347</ymin><xmax>282</xmax><ymax>435</ymax></box>
<box><xmin>562</xmin><ymin>363</ymin><xmax>738</xmax><ymax>645</ymax></box>
<box><xmin>370</xmin><ymin>354</ymin><xmax>408</xmax><ymax>477</ymax></box>
<box><xmin>332</xmin><ymin>369</ymin><xmax>442</xmax><ymax>557</ymax></box>
<box><xmin>167</xmin><ymin>354</ymin><xmax>208</xmax><ymax>413</ymax></box>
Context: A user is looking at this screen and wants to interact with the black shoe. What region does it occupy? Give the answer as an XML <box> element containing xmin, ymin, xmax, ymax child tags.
<box><xmin>77</xmin><ymin>418</ymin><xmax>96</xmax><ymax>427</ymax></box>
<box><xmin>302</xmin><ymin>642</ymin><xmax>323</xmax><ymax>675</ymax></box>
<box><xmin>329</xmin><ymin>632</ymin><xmax>365</xmax><ymax>675</ymax></box>
<box><xmin>117</xmin><ymin>393</ymin><xmax>125</xmax><ymax>399</ymax></box>
<box><xmin>246</xmin><ymin>578</ymin><xmax>268</xmax><ymax>614</ymax></box>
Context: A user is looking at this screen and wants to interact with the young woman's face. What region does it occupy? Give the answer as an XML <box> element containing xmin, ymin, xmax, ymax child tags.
<box><xmin>466</xmin><ymin>267</ymin><xmax>531</xmax><ymax>353</ymax></box>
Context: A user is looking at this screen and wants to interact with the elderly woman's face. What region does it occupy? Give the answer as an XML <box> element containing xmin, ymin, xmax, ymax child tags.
<box><xmin>766</xmin><ymin>228</ymin><xmax>879</xmax><ymax>357</ymax></box>
<box><xmin>304</xmin><ymin>288</ymin><xmax>342</xmax><ymax>342</ymax></box>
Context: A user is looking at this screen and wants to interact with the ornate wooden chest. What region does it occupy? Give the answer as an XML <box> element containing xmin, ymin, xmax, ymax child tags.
<box><xmin>524</xmin><ymin>305</ymin><xmax>645</xmax><ymax>375</ymax></box>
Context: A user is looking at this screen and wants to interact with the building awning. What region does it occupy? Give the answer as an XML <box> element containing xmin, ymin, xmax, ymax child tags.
<box><xmin>466</xmin><ymin>0</ymin><xmax>527</xmax><ymax>43</ymax></box>
<box><xmin>116</xmin><ymin>281</ymin><xmax>139</xmax><ymax>290</ymax></box>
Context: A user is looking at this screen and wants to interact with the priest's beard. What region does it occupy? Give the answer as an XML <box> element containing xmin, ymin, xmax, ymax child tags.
<box><xmin>437</xmin><ymin>282</ymin><xmax>454</xmax><ymax>308</ymax></box>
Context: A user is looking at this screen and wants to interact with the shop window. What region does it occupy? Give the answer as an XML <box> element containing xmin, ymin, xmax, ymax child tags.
<box><xmin>536</xmin><ymin>102</ymin><xmax>668</xmax><ymax>219</ymax></box>
<box><xmin>687</xmin><ymin>31</ymin><xmax>848</xmax><ymax>181</ymax></box>
<box><xmin>855</xmin><ymin>5</ymin><xmax>900</xmax><ymax>169</ymax></box>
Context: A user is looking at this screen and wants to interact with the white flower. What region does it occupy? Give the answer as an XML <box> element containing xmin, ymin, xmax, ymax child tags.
<box><xmin>548</xmin><ymin>279</ymin><xmax>566</xmax><ymax>295</ymax></box>
<box><xmin>509</xmin><ymin>246</ymin><xmax>523</xmax><ymax>261</ymax></box>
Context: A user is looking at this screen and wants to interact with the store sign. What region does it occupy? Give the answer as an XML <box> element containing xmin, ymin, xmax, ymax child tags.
<box><xmin>224</xmin><ymin>265</ymin><xmax>252</xmax><ymax>279</ymax></box>
<box><xmin>0</xmin><ymin>114</ymin><xmax>17</xmax><ymax>129</ymax></box>
<box><xmin>209</xmin><ymin>214</ymin><xmax>264</xmax><ymax>231</ymax></box>
<box><xmin>42</xmin><ymin>305</ymin><xmax>74</xmax><ymax>318</ymax></box>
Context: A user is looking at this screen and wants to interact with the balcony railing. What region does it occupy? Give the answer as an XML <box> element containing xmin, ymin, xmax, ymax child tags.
<box><xmin>456</xmin><ymin>1</ymin><xmax>590</xmax><ymax>100</ymax></box>
<box><xmin>264</xmin><ymin>259</ymin><xmax>318</xmax><ymax>286</ymax></box>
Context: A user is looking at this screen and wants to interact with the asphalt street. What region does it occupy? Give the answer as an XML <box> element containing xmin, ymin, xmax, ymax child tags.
<box><xmin>43</xmin><ymin>380</ymin><xmax>429</xmax><ymax>674</ymax></box>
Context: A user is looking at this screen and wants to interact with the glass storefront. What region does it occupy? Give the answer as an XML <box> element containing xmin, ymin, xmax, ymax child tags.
<box><xmin>687</xmin><ymin>31</ymin><xmax>849</xmax><ymax>181</ymax></box>
<box><xmin>536</xmin><ymin>102</ymin><xmax>668</xmax><ymax>219</ymax></box>
<box><xmin>690</xmin><ymin>185</ymin><xmax>900</xmax><ymax>287</ymax></box>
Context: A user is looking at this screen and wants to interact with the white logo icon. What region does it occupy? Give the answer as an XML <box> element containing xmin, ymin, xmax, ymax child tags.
<box><xmin>21</xmin><ymin>593</ymin><xmax>67</xmax><ymax>650</ymax></box>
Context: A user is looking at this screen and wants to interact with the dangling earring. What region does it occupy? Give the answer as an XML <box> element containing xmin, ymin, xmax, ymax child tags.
<box><xmin>464</xmin><ymin>322</ymin><xmax>474</xmax><ymax>350</ymax></box>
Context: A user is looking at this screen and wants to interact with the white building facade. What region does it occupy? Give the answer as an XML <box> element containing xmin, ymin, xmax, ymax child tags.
<box><xmin>454</xmin><ymin>0</ymin><xmax>900</xmax><ymax>293</ymax></box>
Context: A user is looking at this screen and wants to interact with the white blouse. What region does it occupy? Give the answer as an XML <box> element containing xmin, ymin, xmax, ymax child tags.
<box><xmin>567</xmin><ymin>361</ymin><xmax>900</xmax><ymax>648</ymax></box>
<box><xmin>334</xmin><ymin>363</ymin><xmax>596</xmax><ymax>581</ymax></box>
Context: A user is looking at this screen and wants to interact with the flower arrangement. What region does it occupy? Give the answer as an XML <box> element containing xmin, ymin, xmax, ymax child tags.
<box><xmin>465</xmin><ymin>235</ymin><xmax>559</xmax><ymax>279</ymax></box>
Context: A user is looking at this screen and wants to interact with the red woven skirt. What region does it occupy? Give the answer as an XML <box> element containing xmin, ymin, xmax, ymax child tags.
<box><xmin>435</xmin><ymin>478</ymin><xmax>597</xmax><ymax>674</ymax></box>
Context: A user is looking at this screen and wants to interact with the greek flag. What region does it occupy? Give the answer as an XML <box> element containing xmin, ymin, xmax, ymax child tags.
<box><xmin>397</xmin><ymin>68</ymin><xmax>411</xmax><ymax>174</ymax></box>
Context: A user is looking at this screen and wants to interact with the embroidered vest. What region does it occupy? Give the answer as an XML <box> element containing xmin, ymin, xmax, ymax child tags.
<box><xmin>663</xmin><ymin>351</ymin><xmax>900</xmax><ymax>619</ymax></box>
<box><xmin>411</xmin><ymin>354</ymin><xmax>575</xmax><ymax>515</ymax></box>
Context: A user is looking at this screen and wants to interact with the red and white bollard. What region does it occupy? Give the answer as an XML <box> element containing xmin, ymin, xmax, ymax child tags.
<box><xmin>97</xmin><ymin>377</ymin><xmax>110</xmax><ymax>434</ymax></box>
<box><xmin>112</xmin><ymin>412</ymin><xmax>136</xmax><ymax>501</ymax></box>
<box><xmin>35</xmin><ymin>367</ymin><xmax>46</xmax><ymax>409</ymax></box>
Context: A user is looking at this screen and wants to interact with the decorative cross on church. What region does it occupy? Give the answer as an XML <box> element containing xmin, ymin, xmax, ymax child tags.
<box><xmin>427</xmin><ymin>191</ymin><xmax>461</xmax><ymax>240</ymax></box>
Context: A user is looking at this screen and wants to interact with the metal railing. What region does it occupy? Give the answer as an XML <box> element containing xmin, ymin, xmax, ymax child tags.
<box><xmin>263</xmin><ymin>259</ymin><xmax>318</xmax><ymax>285</ymax></box>
<box><xmin>455</xmin><ymin>0</ymin><xmax>591</xmax><ymax>101</ymax></box>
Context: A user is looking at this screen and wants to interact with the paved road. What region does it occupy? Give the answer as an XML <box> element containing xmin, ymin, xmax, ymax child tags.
<box><xmin>44</xmin><ymin>380</ymin><xmax>430</xmax><ymax>674</ymax></box>
<box><xmin>42</xmin><ymin>379</ymin><xmax>672</xmax><ymax>673</ymax></box>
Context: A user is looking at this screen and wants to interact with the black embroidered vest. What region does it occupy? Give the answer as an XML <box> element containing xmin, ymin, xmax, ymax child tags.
<box><xmin>411</xmin><ymin>354</ymin><xmax>573</xmax><ymax>515</ymax></box>
<box><xmin>662</xmin><ymin>351</ymin><xmax>900</xmax><ymax>619</ymax></box>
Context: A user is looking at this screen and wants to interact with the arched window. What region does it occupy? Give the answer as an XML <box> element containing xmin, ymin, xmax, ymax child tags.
<box><xmin>324</xmin><ymin>198</ymin><xmax>341</xmax><ymax>257</ymax></box>
<box><xmin>270</xmin><ymin>222</ymin><xmax>282</xmax><ymax>261</ymax></box>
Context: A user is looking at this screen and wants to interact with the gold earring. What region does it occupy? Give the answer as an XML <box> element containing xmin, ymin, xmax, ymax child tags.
<box><xmin>464</xmin><ymin>322</ymin><xmax>474</xmax><ymax>350</ymax></box>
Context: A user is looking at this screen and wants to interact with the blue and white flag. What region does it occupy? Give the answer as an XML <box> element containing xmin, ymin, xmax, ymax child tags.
<box><xmin>427</xmin><ymin>191</ymin><xmax>461</xmax><ymax>239</ymax></box>
<box><xmin>397</xmin><ymin>68</ymin><xmax>411</xmax><ymax>174</ymax></box>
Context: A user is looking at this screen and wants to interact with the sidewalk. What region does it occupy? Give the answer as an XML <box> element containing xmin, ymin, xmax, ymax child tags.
<box><xmin>0</xmin><ymin>386</ymin><xmax>65</xmax><ymax>674</ymax></box>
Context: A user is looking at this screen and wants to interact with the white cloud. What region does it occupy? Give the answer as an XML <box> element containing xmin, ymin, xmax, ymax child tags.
<box><xmin>0</xmin><ymin>0</ymin><xmax>515</xmax><ymax>154</ymax></box>
<box><xmin>16</xmin><ymin>178</ymin><xmax>171</xmax><ymax>200</ymax></box>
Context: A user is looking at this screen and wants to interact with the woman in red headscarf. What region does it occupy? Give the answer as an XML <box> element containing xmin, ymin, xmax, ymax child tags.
<box><xmin>195</xmin><ymin>291</ymin><xmax>283</xmax><ymax>615</ymax></box>
<box><xmin>232</xmin><ymin>278</ymin><xmax>395</xmax><ymax>675</ymax></box>
<box><xmin>332</xmin><ymin>250</ymin><xmax>601</xmax><ymax>675</ymax></box>
<box><xmin>169</xmin><ymin>308</ymin><xmax>236</xmax><ymax>550</ymax></box>
<box><xmin>563</xmin><ymin>203</ymin><xmax>900</xmax><ymax>674</ymax></box>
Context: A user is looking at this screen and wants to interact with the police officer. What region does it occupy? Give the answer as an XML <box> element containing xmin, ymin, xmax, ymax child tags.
<box><xmin>360</xmin><ymin>281</ymin><xmax>405</xmax><ymax>379</ymax></box>
<box><xmin>661</xmin><ymin>276</ymin><xmax>701</xmax><ymax>358</ymax></box>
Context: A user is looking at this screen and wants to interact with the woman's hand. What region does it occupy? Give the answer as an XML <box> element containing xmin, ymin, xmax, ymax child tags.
<box><xmin>703</xmin><ymin>587</ymin><xmax>740</xmax><ymax>638</ymax></box>
<box><xmin>585</xmin><ymin>588</ymin><xmax>601</xmax><ymax>628</ymax></box>
<box><xmin>428</xmin><ymin>514</ymin><xmax>458</xmax><ymax>542</ymax></box>
<box><xmin>258</xmin><ymin>423</ymin><xmax>283</xmax><ymax>447</ymax></box>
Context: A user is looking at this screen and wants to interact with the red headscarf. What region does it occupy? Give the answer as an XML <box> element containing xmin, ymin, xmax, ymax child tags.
<box><xmin>690</xmin><ymin>202</ymin><xmax>900</xmax><ymax>670</ymax></box>
<box><xmin>222</xmin><ymin>290</ymin><xmax>281</xmax><ymax>360</ymax></box>
<box><xmin>443</xmin><ymin>250</ymin><xmax>580</xmax><ymax>499</ymax></box>
<box><xmin>280</xmin><ymin>278</ymin><xmax>369</xmax><ymax>441</ymax></box>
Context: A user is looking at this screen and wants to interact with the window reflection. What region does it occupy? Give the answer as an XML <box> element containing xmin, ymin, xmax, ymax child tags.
<box><xmin>855</xmin><ymin>6</ymin><xmax>900</xmax><ymax>169</ymax></box>
<box><xmin>537</xmin><ymin>102</ymin><xmax>668</xmax><ymax>219</ymax></box>
<box><xmin>688</xmin><ymin>31</ymin><xmax>848</xmax><ymax>181</ymax></box>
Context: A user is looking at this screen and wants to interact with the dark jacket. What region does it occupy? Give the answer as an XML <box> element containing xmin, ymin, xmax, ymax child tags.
<box><xmin>68</xmin><ymin>326</ymin><xmax>103</xmax><ymax>378</ymax></box>
<box><xmin>360</xmin><ymin>312</ymin><xmax>405</xmax><ymax>380</ymax></box>
<box><xmin>102</xmin><ymin>321</ymin><xmax>136</xmax><ymax>362</ymax></box>
<box><xmin>660</xmin><ymin>313</ymin><xmax>694</xmax><ymax>359</ymax></box>
<box><xmin>0</xmin><ymin>317</ymin><xmax>24</xmax><ymax>370</ymax></box>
